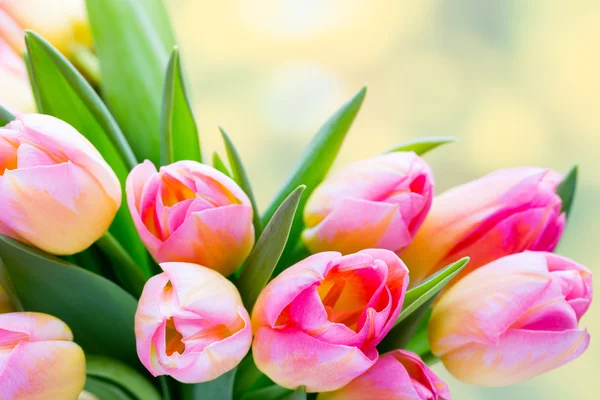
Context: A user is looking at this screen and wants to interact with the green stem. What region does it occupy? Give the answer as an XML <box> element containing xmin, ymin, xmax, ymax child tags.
<box><xmin>96</xmin><ymin>232</ymin><xmax>148</xmax><ymax>297</ymax></box>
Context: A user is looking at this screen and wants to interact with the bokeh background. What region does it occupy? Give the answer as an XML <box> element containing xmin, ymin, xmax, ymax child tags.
<box><xmin>166</xmin><ymin>0</ymin><xmax>598</xmax><ymax>398</ymax></box>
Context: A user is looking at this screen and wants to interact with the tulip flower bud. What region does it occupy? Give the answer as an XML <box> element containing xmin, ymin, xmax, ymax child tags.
<box><xmin>127</xmin><ymin>160</ymin><xmax>255</xmax><ymax>276</ymax></box>
<box><xmin>252</xmin><ymin>249</ymin><xmax>409</xmax><ymax>392</ymax></box>
<box><xmin>0</xmin><ymin>38</ymin><xmax>35</xmax><ymax>113</ymax></box>
<box><xmin>402</xmin><ymin>167</ymin><xmax>565</xmax><ymax>286</ymax></box>
<box><xmin>0</xmin><ymin>0</ymin><xmax>91</xmax><ymax>56</ymax></box>
<box><xmin>429</xmin><ymin>251</ymin><xmax>592</xmax><ymax>387</ymax></box>
<box><xmin>0</xmin><ymin>312</ymin><xmax>86</xmax><ymax>400</ymax></box>
<box><xmin>318</xmin><ymin>350</ymin><xmax>451</xmax><ymax>400</ymax></box>
<box><xmin>303</xmin><ymin>152</ymin><xmax>434</xmax><ymax>255</ymax></box>
<box><xmin>0</xmin><ymin>114</ymin><xmax>122</xmax><ymax>255</ymax></box>
<box><xmin>135</xmin><ymin>262</ymin><xmax>252</xmax><ymax>383</ymax></box>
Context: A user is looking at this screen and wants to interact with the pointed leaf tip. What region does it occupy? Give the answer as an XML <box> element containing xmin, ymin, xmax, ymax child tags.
<box><xmin>387</xmin><ymin>136</ymin><xmax>457</xmax><ymax>156</ymax></box>
<box><xmin>556</xmin><ymin>164</ymin><xmax>578</xmax><ymax>218</ymax></box>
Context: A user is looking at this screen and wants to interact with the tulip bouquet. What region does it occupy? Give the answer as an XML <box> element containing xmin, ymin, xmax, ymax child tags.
<box><xmin>0</xmin><ymin>1</ymin><xmax>593</xmax><ymax>400</ymax></box>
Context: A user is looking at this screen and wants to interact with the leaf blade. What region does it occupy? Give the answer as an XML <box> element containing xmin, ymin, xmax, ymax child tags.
<box><xmin>86</xmin><ymin>0</ymin><xmax>175</xmax><ymax>164</ymax></box>
<box><xmin>0</xmin><ymin>103</ymin><xmax>15</xmax><ymax>125</ymax></box>
<box><xmin>238</xmin><ymin>186</ymin><xmax>305</xmax><ymax>311</ymax></box>
<box><xmin>220</xmin><ymin>127</ymin><xmax>263</xmax><ymax>237</ymax></box>
<box><xmin>181</xmin><ymin>368</ymin><xmax>236</xmax><ymax>400</ymax></box>
<box><xmin>160</xmin><ymin>47</ymin><xmax>201</xmax><ymax>166</ymax></box>
<box><xmin>387</xmin><ymin>136</ymin><xmax>457</xmax><ymax>155</ymax></box>
<box><xmin>0</xmin><ymin>235</ymin><xmax>139</xmax><ymax>368</ymax></box>
<box><xmin>556</xmin><ymin>164</ymin><xmax>578</xmax><ymax>217</ymax></box>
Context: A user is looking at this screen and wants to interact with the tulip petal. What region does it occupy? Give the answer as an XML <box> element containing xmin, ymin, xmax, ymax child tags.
<box><xmin>303</xmin><ymin>198</ymin><xmax>411</xmax><ymax>255</ymax></box>
<box><xmin>157</xmin><ymin>205</ymin><xmax>254</xmax><ymax>276</ymax></box>
<box><xmin>442</xmin><ymin>328</ymin><xmax>590</xmax><ymax>387</ymax></box>
<box><xmin>253</xmin><ymin>326</ymin><xmax>377</xmax><ymax>392</ymax></box>
<box><xmin>0</xmin><ymin>340</ymin><xmax>85</xmax><ymax>400</ymax></box>
<box><xmin>0</xmin><ymin>161</ymin><xmax>118</xmax><ymax>255</ymax></box>
<box><xmin>0</xmin><ymin>312</ymin><xmax>73</xmax><ymax>342</ymax></box>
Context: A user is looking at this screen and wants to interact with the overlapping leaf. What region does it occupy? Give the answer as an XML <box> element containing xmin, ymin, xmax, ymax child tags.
<box><xmin>387</xmin><ymin>136</ymin><xmax>456</xmax><ymax>155</ymax></box>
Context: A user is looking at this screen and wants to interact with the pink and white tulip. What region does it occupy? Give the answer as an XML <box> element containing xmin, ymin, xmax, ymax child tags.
<box><xmin>402</xmin><ymin>167</ymin><xmax>565</xmax><ymax>286</ymax></box>
<box><xmin>0</xmin><ymin>312</ymin><xmax>86</xmax><ymax>400</ymax></box>
<box><xmin>252</xmin><ymin>249</ymin><xmax>409</xmax><ymax>392</ymax></box>
<box><xmin>126</xmin><ymin>160</ymin><xmax>254</xmax><ymax>276</ymax></box>
<box><xmin>0</xmin><ymin>114</ymin><xmax>122</xmax><ymax>255</ymax></box>
<box><xmin>318</xmin><ymin>350</ymin><xmax>451</xmax><ymax>400</ymax></box>
<box><xmin>303</xmin><ymin>152</ymin><xmax>434</xmax><ymax>255</ymax></box>
<box><xmin>429</xmin><ymin>251</ymin><xmax>592</xmax><ymax>386</ymax></box>
<box><xmin>135</xmin><ymin>262</ymin><xmax>252</xmax><ymax>383</ymax></box>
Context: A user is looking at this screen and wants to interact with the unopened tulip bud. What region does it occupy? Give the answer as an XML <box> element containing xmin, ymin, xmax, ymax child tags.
<box><xmin>402</xmin><ymin>167</ymin><xmax>565</xmax><ymax>286</ymax></box>
<box><xmin>429</xmin><ymin>251</ymin><xmax>592</xmax><ymax>386</ymax></box>
<box><xmin>126</xmin><ymin>160</ymin><xmax>255</xmax><ymax>276</ymax></box>
<box><xmin>303</xmin><ymin>152</ymin><xmax>434</xmax><ymax>255</ymax></box>
<box><xmin>252</xmin><ymin>249</ymin><xmax>409</xmax><ymax>392</ymax></box>
<box><xmin>0</xmin><ymin>312</ymin><xmax>86</xmax><ymax>400</ymax></box>
<box><xmin>135</xmin><ymin>262</ymin><xmax>252</xmax><ymax>383</ymax></box>
<box><xmin>0</xmin><ymin>114</ymin><xmax>122</xmax><ymax>254</ymax></box>
<box><xmin>319</xmin><ymin>350</ymin><xmax>451</xmax><ymax>400</ymax></box>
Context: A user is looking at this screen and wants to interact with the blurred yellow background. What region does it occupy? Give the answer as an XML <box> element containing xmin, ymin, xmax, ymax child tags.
<box><xmin>167</xmin><ymin>0</ymin><xmax>598</xmax><ymax>398</ymax></box>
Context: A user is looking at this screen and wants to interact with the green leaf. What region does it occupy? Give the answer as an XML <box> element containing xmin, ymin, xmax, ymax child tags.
<box><xmin>86</xmin><ymin>0</ymin><xmax>175</xmax><ymax>165</ymax></box>
<box><xmin>396</xmin><ymin>257</ymin><xmax>469</xmax><ymax>326</ymax></box>
<box><xmin>213</xmin><ymin>151</ymin><xmax>233</xmax><ymax>178</ymax></box>
<box><xmin>379</xmin><ymin>295</ymin><xmax>436</xmax><ymax>352</ymax></box>
<box><xmin>404</xmin><ymin>309</ymin><xmax>431</xmax><ymax>356</ymax></box>
<box><xmin>181</xmin><ymin>368</ymin><xmax>236</xmax><ymax>400</ymax></box>
<box><xmin>262</xmin><ymin>86</ymin><xmax>367</xmax><ymax>226</ymax></box>
<box><xmin>0</xmin><ymin>103</ymin><xmax>15</xmax><ymax>125</ymax></box>
<box><xmin>387</xmin><ymin>136</ymin><xmax>457</xmax><ymax>155</ymax></box>
<box><xmin>0</xmin><ymin>257</ymin><xmax>24</xmax><ymax>311</ymax></box>
<box><xmin>160</xmin><ymin>47</ymin><xmax>201</xmax><ymax>166</ymax></box>
<box><xmin>86</xmin><ymin>356</ymin><xmax>162</xmax><ymax>400</ymax></box>
<box><xmin>220</xmin><ymin>127</ymin><xmax>263</xmax><ymax>237</ymax></box>
<box><xmin>0</xmin><ymin>235</ymin><xmax>139</xmax><ymax>368</ymax></box>
<box><xmin>96</xmin><ymin>233</ymin><xmax>148</xmax><ymax>297</ymax></box>
<box><xmin>84</xmin><ymin>377</ymin><xmax>135</xmax><ymax>400</ymax></box>
<box><xmin>238</xmin><ymin>186</ymin><xmax>305</xmax><ymax>312</ymax></box>
<box><xmin>241</xmin><ymin>386</ymin><xmax>292</xmax><ymax>400</ymax></box>
<box><xmin>556</xmin><ymin>165</ymin><xmax>578</xmax><ymax>217</ymax></box>
<box><xmin>234</xmin><ymin>355</ymin><xmax>267</xmax><ymax>398</ymax></box>
<box><xmin>285</xmin><ymin>387</ymin><xmax>307</xmax><ymax>400</ymax></box>
<box><xmin>24</xmin><ymin>30</ymin><xmax>149</xmax><ymax>274</ymax></box>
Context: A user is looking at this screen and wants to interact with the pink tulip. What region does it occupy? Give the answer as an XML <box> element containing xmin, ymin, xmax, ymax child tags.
<box><xmin>252</xmin><ymin>249</ymin><xmax>409</xmax><ymax>392</ymax></box>
<box><xmin>135</xmin><ymin>262</ymin><xmax>252</xmax><ymax>383</ymax></box>
<box><xmin>429</xmin><ymin>251</ymin><xmax>592</xmax><ymax>386</ymax></box>
<box><xmin>127</xmin><ymin>160</ymin><xmax>255</xmax><ymax>276</ymax></box>
<box><xmin>0</xmin><ymin>312</ymin><xmax>86</xmax><ymax>400</ymax></box>
<box><xmin>319</xmin><ymin>350</ymin><xmax>451</xmax><ymax>400</ymax></box>
<box><xmin>303</xmin><ymin>152</ymin><xmax>434</xmax><ymax>255</ymax></box>
<box><xmin>402</xmin><ymin>167</ymin><xmax>565</xmax><ymax>286</ymax></box>
<box><xmin>0</xmin><ymin>37</ymin><xmax>35</xmax><ymax>113</ymax></box>
<box><xmin>0</xmin><ymin>114</ymin><xmax>122</xmax><ymax>255</ymax></box>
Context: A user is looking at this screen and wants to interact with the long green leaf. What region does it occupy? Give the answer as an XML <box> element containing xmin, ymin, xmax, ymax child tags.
<box><xmin>181</xmin><ymin>368</ymin><xmax>237</xmax><ymax>400</ymax></box>
<box><xmin>86</xmin><ymin>0</ymin><xmax>175</xmax><ymax>164</ymax></box>
<box><xmin>160</xmin><ymin>47</ymin><xmax>201</xmax><ymax>166</ymax></box>
<box><xmin>220</xmin><ymin>127</ymin><xmax>263</xmax><ymax>237</ymax></box>
<box><xmin>86</xmin><ymin>356</ymin><xmax>162</xmax><ymax>400</ymax></box>
<box><xmin>0</xmin><ymin>103</ymin><xmax>15</xmax><ymax>125</ymax></box>
<box><xmin>0</xmin><ymin>236</ymin><xmax>139</xmax><ymax>368</ymax></box>
<box><xmin>556</xmin><ymin>165</ymin><xmax>578</xmax><ymax>218</ymax></box>
<box><xmin>96</xmin><ymin>233</ymin><xmax>148</xmax><ymax>297</ymax></box>
<box><xmin>285</xmin><ymin>387</ymin><xmax>307</xmax><ymax>400</ymax></box>
<box><xmin>387</xmin><ymin>136</ymin><xmax>457</xmax><ymax>155</ymax></box>
<box><xmin>84</xmin><ymin>377</ymin><xmax>135</xmax><ymax>400</ymax></box>
<box><xmin>24</xmin><ymin>30</ymin><xmax>149</xmax><ymax>274</ymax></box>
<box><xmin>0</xmin><ymin>257</ymin><xmax>24</xmax><ymax>311</ymax></box>
<box><xmin>396</xmin><ymin>257</ymin><xmax>469</xmax><ymax>326</ymax></box>
<box><xmin>238</xmin><ymin>186</ymin><xmax>305</xmax><ymax>311</ymax></box>
<box><xmin>261</xmin><ymin>86</ymin><xmax>367</xmax><ymax>226</ymax></box>
<box><xmin>379</xmin><ymin>295</ymin><xmax>435</xmax><ymax>352</ymax></box>
<box><xmin>241</xmin><ymin>386</ymin><xmax>292</xmax><ymax>400</ymax></box>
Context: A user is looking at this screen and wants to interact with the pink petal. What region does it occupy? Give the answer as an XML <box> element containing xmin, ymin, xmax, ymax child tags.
<box><xmin>253</xmin><ymin>326</ymin><xmax>377</xmax><ymax>392</ymax></box>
